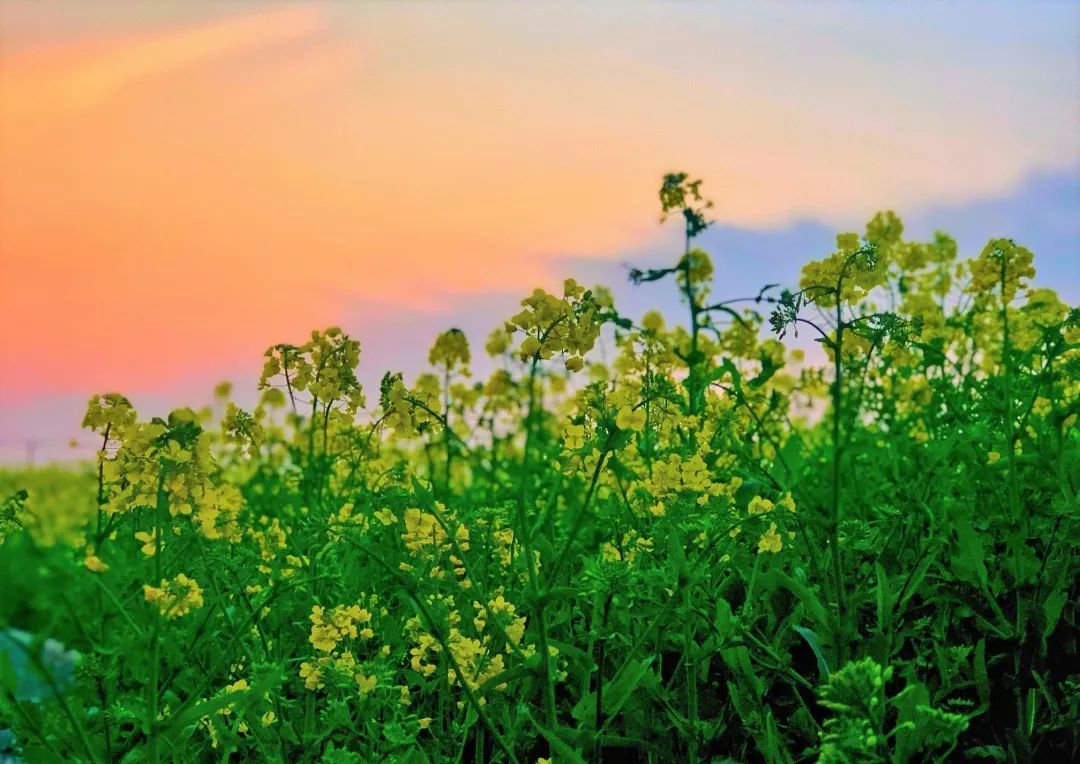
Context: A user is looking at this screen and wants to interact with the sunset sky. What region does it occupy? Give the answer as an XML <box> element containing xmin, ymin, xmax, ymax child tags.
<box><xmin>2</xmin><ymin>1</ymin><xmax>1078</xmax><ymax>461</ymax></box>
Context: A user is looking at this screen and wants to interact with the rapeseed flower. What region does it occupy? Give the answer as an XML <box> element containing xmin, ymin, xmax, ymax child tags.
<box><xmin>143</xmin><ymin>573</ymin><xmax>204</xmax><ymax>618</ymax></box>
<box><xmin>758</xmin><ymin>523</ymin><xmax>783</xmax><ymax>554</ymax></box>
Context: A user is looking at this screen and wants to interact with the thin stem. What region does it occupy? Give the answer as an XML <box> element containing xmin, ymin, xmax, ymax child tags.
<box><xmin>831</xmin><ymin>283</ymin><xmax>847</xmax><ymax>664</ymax></box>
<box><xmin>146</xmin><ymin>472</ymin><xmax>167</xmax><ymax>764</ymax></box>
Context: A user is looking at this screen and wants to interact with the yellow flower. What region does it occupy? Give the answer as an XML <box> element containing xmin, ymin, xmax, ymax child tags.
<box><xmin>374</xmin><ymin>508</ymin><xmax>397</xmax><ymax>526</ymax></box>
<box><xmin>520</xmin><ymin>335</ymin><xmax>542</xmax><ymax>358</ymax></box>
<box><xmin>356</xmin><ymin>673</ymin><xmax>378</xmax><ymax>695</ymax></box>
<box><xmin>163</xmin><ymin>439</ymin><xmax>192</xmax><ymax>464</ymax></box>
<box><xmin>748</xmin><ymin>496</ymin><xmax>774</xmax><ymax>515</ymax></box>
<box><xmin>299</xmin><ymin>661</ymin><xmax>324</xmax><ymax>690</ymax></box>
<box><xmin>616</xmin><ymin>406</ymin><xmax>646</xmax><ymax>432</ymax></box>
<box><xmin>485</xmin><ymin>328</ymin><xmax>511</xmax><ymax>356</ymax></box>
<box><xmin>757</xmin><ymin>523</ymin><xmax>783</xmax><ymax>554</ymax></box>
<box><xmin>600</xmin><ymin>542</ymin><xmax>621</xmax><ymax>562</ymax></box>
<box><xmin>987</xmin><ymin>450</ymin><xmax>1001</xmax><ymax>465</ymax></box>
<box><xmin>836</xmin><ymin>232</ymin><xmax>861</xmax><ymax>252</ymax></box>
<box><xmin>84</xmin><ymin>553</ymin><xmax>108</xmax><ymax>573</ymax></box>
<box><xmin>564</xmin><ymin>356</ymin><xmax>584</xmax><ymax>372</ymax></box>
<box><xmin>134</xmin><ymin>529</ymin><xmax>159</xmax><ymax>557</ymax></box>
<box><xmin>642</xmin><ymin>310</ymin><xmax>665</xmax><ymax>332</ymax></box>
<box><xmin>143</xmin><ymin>573</ymin><xmax>204</xmax><ymax>618</ymax></box>
<box><xmin>260</xmin><ymin>711</ymin><xmax>276</xmax><ymax>726</ymax></box>
<box><xmin>81</xmin><ymin>393</ymin><xmax>136</xmax><ymax>434</ymax></box>
<box><xmin>418</xmin><ymin>717</ymin><xmax>432</xmax><ymax>730</ymax></box>
<box><xmin>429</xmin><ymin>328</ymin><xmax>471</xmax><ymax>370</ymax></box>
<box><xmin>563</xmin><ymin>423</ymin><xmax>586</xmax><ymax>450</ymax></box>
<box><xmin>967</xmin><ymin>238</ymin><xmax>1035</xmax><ymax>302</ymax></box>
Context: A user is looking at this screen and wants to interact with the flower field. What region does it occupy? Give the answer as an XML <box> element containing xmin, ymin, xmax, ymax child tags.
<box><xmin>1</xmin><ymin>174</ymin><xmax>1078</xmax><ymax>763</ymax></box>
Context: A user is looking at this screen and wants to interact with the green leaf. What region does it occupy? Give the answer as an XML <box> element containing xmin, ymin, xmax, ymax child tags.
<box><xmin>572</xmin><ymin>657</ymin><xmax>654</xmax><ymax>725</ymax></box>
<box><xmin>759</xmin><ymin>709</ymin><xmax>790</xmax><ymax>764</ymax></box>
<box><xmin>715</xmin><ymin>596</ymin><xmax>734</xmax><ymax>637</ymax></box>
<box><xmin>893</xmin><ymin>680</ymin><xmax>932</xmax><ymax>760</ymax></box>
<box><xmin>793</xmin><ymin>625</ymin><xmax>830</xmax><ymax>681</ymax></box>
<box><xmin>875</xmin><ymin>562</ymin><xmax>892</xmax><ymax>638</ymax></box>
<box><xmin>604</xmin><ymin>657</ymin><xmax>655</xmax><ymax>718</ymax></box>
<box><xmin>778</xmin><ymin>435</ymin><xmax>806</xmax><ymax>478</ymax></box>
<box><xmin>951</xmin><ymin>521</ymin><xmax>988</xmax><ymax>589</ymax></box>
<box><xmin>1042</xmin><ymin>586</ymin><xmax>1068</xmax><ymax>641</ymax></box>
<box><xmin>765</xmin><ymin>570</ymin><xmax>830</xmax><ymax>631</ymax></box>
<box><xmin>667</xmin><ymin>527</ymin><xmax>688</xmax><ymax>578</ymax></box>
<box><xmin>896</xmin><ymin>549</ymin><xmax>937</xmax><ymax>613</ymax></box>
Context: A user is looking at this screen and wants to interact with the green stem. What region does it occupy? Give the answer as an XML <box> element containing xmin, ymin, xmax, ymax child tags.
<box><xmin>146</xmin><ymin>472</ymin><xmax>167</xmax><ymax>764</ymax></box>
<box><xmin>831</xmin><ymin>283</ymin><xmax>847</xmax><ymax>664</ymax></box>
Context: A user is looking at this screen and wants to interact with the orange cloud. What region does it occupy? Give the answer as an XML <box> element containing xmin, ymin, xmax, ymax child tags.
<box><xmin>1</xmin><ymin>5</ymin><xmax>322</xmax><ymax>121</ymax></box>
<box><xmin>0</xmin><ymin>7</ymin><xmax>661</xmax><ymax>401</ymax></box>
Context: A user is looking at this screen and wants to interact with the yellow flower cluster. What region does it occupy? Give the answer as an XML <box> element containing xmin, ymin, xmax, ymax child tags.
<box><xmin>445</xmin><ymin>628</ymin><xmax>507</xmax><ymax>695</ymax></box>
<box><xmin>327</xmin><ymin>502</ymin><xmax>369</xmax><ymax>541</ymax></box>
<box><xmin>81</xmin><ymin>393</ymin><xmax>137</xmax><ymax>436</ymax></box>
<box><xmin>428</xmin><ymin>328</ymin><xmax>471</xmax><ymax>371</ymax></box>
<box><xmin>259</xmin><ymin>327</ymin><xmax>365</xmax><ymax>415</ymax></box>
<box><xmin>967</xmin><ymin>238</ymin><xmax>1035</xmax><ymax>303</ymax></box>
<box><xmin>221</xmin><ymin>403</ymin><xmax>264</xmax><ymax>456</ymax></box>
<box><xmin>473</xmin><ymin>594</ymin><xmax>528</xmax><ymax>646</ymax></box>
<box><xmin>507</xmin><ymin>279</ymin><xmax>606</xmax><ymax>371</ymax></box>
<box><xmin>401</xmin><ymin>506</ymin><xmax>469</xmax><ymax>555</ymax></box>
<box><xmin>86</xmin><ymin>401</ymin><xmax>244</xmax><ymax>543</ymax></box>
<box><xmin>757</xmin><ymin>523</ymin><xmax>784</xmax><ymax>554</ymax></box>
<box><xmin>249</xmin><ymin>516</ymin><xmax>289</xmax><ymax>564</ymax></box>
<box><xmin>404</xmin><ymin>589</ymin><xmax>535</xmax><ymax>706</ymax></box>
<box><xmin>601</xmin><ymin>530</ymin><xmax>655</xmax><ymax>567</ymax></box>
<box><xmin>645</xmin><ymin>453</ymin><xmax>741</xmax><ymax>507</ymax></box>
<box><xmin>143</xmin><ymin>573</ymin><xmax>204</xmax><ymax>618</ymax></box>
<box><xmin>800</xmin><ymin>231</ymin><xmax>888</xmax><ymax>306</ymax></box>
<box><xmin>308</xmin><ymin>603</ymin><xmax>374</xmax><ymax>653</ymax></box>
<box><xmin>864</xmin><ymin>210</ymin><xmax>904</xmax><ymax>252</ymax></box>
<box><xmin>297</xmin><ymin>597</ymin><xmax>389</xmax><ymax>697</ymax></box>
<box><xmin>385</xmin><ymin>375</ymin><xmax>441</xmax><ymax>436</ymax></box>
<box><xmin>299</xmin><ymin>660</ymin><xmax>326</xmax><ymax>691</ymax></box>
<box><xmin>616</xmin><ymin>406</ymin><xmax>646</xmax><ymax>432</ymax></box>
<box><xmin>735</xmin><ymin>494</ymin><xmax>796</xmax><ymax>554</ymax></box>
<box><xmin>677</xmin><ymin>248</ymin><xmax>715</xmax><ymax>297</ymax></box>
<box><xmin>562</xmin><ymin>421</ymin><xmax>588</xmax><ymax>450</ymax></box>
<box><xmin>409</xmin><ymin>632</ymin><xmax>442</xmax><ymax>678</ymax></box>
<box><xmin>485</xmin><ymin>327</ymin><xmax>512</xmax><ymax>356</ymax></box>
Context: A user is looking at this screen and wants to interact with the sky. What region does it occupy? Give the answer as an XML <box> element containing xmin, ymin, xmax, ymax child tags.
<box><xmin>1</xmin><ymin>1</ymin><xmax>1078</xmax><ymax>462</ymax></box>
